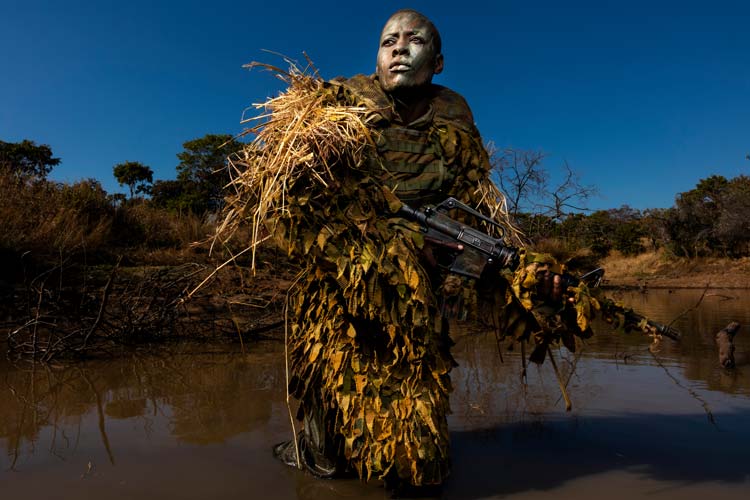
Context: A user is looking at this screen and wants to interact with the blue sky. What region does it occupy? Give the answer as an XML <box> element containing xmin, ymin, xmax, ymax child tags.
<box><xmin>2</xmin><ymin>0</ymin><xmax>748</xmax><ymax>210</ymax></box>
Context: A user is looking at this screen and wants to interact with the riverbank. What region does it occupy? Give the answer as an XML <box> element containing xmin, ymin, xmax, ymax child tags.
<box><xmin>600</xmin><ymin>250</ymin><xmax>750</xmax><ymax>289</ymax></box>
<box><xmin>4</xmin><ymin>247</ymin><xmax>746</xmax><ymax>360</ymax></box>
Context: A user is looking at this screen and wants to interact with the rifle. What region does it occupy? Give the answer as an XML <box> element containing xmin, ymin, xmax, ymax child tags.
<box><xmin>398</xmin><ymin>197</ymin><xmax>681</xmax><ymax>341</ymax></box>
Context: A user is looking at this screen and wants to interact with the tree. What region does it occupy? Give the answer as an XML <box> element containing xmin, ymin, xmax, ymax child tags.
<box><xmin>662</xmin><ymin>174</ymin><xmax>750</xmax><ymax>257</ymax></box>
<box><xmin>542</xmin><ymin>162</ymin><xmax>597</xmax><ymax>220</ymax></box>
<box><xmin>0</xmin><ymin>139</ymin><xmax>60</xmax><ymax>180</ymax></box>
<box><xmin>607</xmin><ymin>206</ymin><xmax>646</xmax><ymax>255</ymax></box>
<box><xmin>711</xmin><ymin>175</ymin><xmax>750</xmax><ymax>256</ymax></box>
<box><xmin>113</xmin><ymin>161</ymin><xmax>153</xmax><ymax>199</ymax></box>
<box><xmin>491</xmin><ymin>147</ymin><xmax>595</xmax><ymax>240</ymax></box>
<box><xmin>175</xmin><ymin>134</ymin><xmax>243</xmax><ymax>213</ymax></box>
<box><xmin>666</xmin><ymin>175</ymin><xmax>728</xmax><ymax>256</ymax></box>
<box><xmin>492</xmin><ymin>147</ymin><xmax>547</xmax><ymax>218</ymax></box>
<box><xmin>149</xmin><ymin>179</ymin><xmax>204</xmax><ymax>212</ymax></box>
<box><xmin>641</xmin><ymin>208</ymin><xmax>670</xmax><ymax>250</ymax></box>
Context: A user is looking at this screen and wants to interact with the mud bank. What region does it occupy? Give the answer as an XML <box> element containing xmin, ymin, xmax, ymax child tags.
<box><xmin>600</xmin><ymin>251</ymin><xmax>750</xmax><ymax>289</ymax></box>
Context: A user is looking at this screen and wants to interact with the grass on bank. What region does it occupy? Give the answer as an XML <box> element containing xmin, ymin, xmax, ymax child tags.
<box><xmin>0</xmin><ymin>171</ymin><xmax>296</xmax><ymax>360</ymax></box>
<box><xmin>0</xmin><ymin>172</ymin><xmax>218</xmax><ymax>269</ymax></box>
<box><xmin>528</xmin><ymin>237</ymin><xmax>750</xmax><ymax>289</ymax></box>
<box><xmin>600</xmin><ymin>249</ymin><xmax>750</xmax><ymax>289</ymax></box>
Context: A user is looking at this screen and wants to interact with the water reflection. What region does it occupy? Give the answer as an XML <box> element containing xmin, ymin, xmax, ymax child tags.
<box><xmin>2</xmin><ymin>289</ymin><xmax>750</xmax><ymax>499</ymax></box>
<box><xmin>1</xmin><ymin>342</ymin><xmax>284</xmax><ymax>471</ymax></box>
<box><xmin>599</xmin><ymin>289</ymin><xmax>750</xmax><ymax>395</ymax></box>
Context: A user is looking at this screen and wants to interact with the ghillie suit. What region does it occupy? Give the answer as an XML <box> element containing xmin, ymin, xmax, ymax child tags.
<box><xmin>220</xmin><ymin>64</ymin><xmax>598</xmax><ymax>486</ymax></box>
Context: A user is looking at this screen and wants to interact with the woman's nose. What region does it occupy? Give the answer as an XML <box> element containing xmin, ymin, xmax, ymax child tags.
<box><xmin>393</xmin><ymin>37</ymin><xmax>409</xmax><ymax>54</ymax></box>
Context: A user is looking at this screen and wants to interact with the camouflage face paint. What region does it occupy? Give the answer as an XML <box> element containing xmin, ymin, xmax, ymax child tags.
<box><xmin>376</xmin><ymin>12</ymin><xmax>443</xmax><ymax>93</ymax></box>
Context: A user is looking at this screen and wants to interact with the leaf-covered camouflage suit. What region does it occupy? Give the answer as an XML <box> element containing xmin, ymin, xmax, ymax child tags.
<box><xmin>267</xmin><ymin>73</ymin><xmax>504</xmax><ymax>486</ymax></box>
<box><xmin>234</xmin><ymin>10</ymin><xmax>678</xmax><ymax>488</ymax></box>
<box><xmin>234</xmin><ymin>8</ymin><xmax>662</xmax><ymax>491</ymax></box>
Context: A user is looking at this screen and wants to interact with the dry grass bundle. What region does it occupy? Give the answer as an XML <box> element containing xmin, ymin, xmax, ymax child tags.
<box><xmin>216</xmin><ymin>58</ymin><xmax>376</xmax><ymax>269</ymax></box>
<box><xmin>475</xmin><ymin>177</ymin><xmax>524</xmax><ymax>245</ymax></box>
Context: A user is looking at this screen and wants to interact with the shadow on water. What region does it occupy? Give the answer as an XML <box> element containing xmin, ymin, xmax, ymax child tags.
<box><xmin>447</xmin><ymin>410</ymin><xmax>750</xmax><ymax>499</ymax></box>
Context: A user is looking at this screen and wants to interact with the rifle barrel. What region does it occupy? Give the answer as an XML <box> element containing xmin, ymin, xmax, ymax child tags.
<box><xmin>399</xmin><ymin>200</ymin><xmax>682</xmax><ymax>342</ymax></box>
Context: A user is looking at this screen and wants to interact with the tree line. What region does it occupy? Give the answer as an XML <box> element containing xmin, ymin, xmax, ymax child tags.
<box><xmin>2</xmin><ymin>138</ymin><xmax>749</xmax><ymax>260</ymax></box>
<box><xmin>1</xmin><ymin>134</ymin><xmax>243</xmax><ymax>213</ymax></box>
<box><xmin>0</xmin><ymin>135</ymin><xmax>243</xmax><ymax>266</ymax></box>
<box><xmin>493</xmin><ymin>148</ymin><xmax>750</xmax><ymax>259</ymax></box>
<box><xmin>110</xmin><ymin>134</ymin><xmax>244</xmax><ymax>213</ymax></box>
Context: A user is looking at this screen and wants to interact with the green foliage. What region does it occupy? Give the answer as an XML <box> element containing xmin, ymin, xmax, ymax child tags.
<box><xmin>665</xmin><ymin>175</ymin><xmax>750</xmax><ymax>257</ymax></box>
<box><xmin>0</xmin><ymin>139</ymin><xmax>60</xmax><ymax>180</ymax></box>
<box><xmin>606</xmin><ymin>206</ymin><xmax>647</xmax><ymax>256</ymax></box>
<box><xmin>494</xmin><ymin>172</ymin><xmax>750</xmax><ymax>260</ymax></box>
<box><xmin>173</xmin><ymin>134</ymin><xmax>243</xmax><ymax>213</ymax></box>
<box><xmin>714</xmin><ymin>176</ymin><xmax>750</xmax><ymax>255</ymax></box>
<box><xmin>513</xmin><ymin>212</ymin><xmax>557</xmax><ymax>242</ymax></box>
<box><xmin>146</xmin><ymin>134</ymin><xmax>243</xmax><ymax>215</ymax></box>
<box><xmin>575</xmin><ymin>212</ymin><xmax>612</xmax><ymax>256</ymax></box>
<box><xmin>555</xmin><ymin>206</ymin><xmax>645</xmax><ymax>257</ymax></box>
<box><xmin>113</xmin><ymin>161</ymin><xmax>153</xmax><ymax>198</ymax></box>
<box><xmin>150</xmin><ymin>180</ymin><xmax>186</xmax><ymax>210</ymax></box>
<box><xmin>149</xmin><ymin>178</ymin><xmax>207</xmax><ymax>214</ymax></box>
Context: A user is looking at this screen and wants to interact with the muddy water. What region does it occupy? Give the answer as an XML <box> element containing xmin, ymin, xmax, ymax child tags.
<box><xmin>2</xmin><ymin>289</ymin><xmax>749</xmax><ymax>499</ymax></box>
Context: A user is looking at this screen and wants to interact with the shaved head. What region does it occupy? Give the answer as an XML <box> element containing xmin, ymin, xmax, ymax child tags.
<box><xmin>376</xmin><ymin>10</ymin><xmax>444</xmax><ymax>93</ymax></box>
